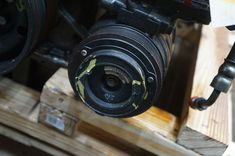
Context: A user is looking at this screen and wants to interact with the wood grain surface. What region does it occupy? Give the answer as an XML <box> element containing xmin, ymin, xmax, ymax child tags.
<box><xmin>0</xmin><ymin>78</ymin><xmax>133</xmax><ymax>156</ymax></box>
<box><xmin>40</xmin><ymin>68</ymin><xmax>199</xmax><ymax>156</ymax></box>
<box><xmin>177</xmin><ymin>26</ymin><xmax>232</xmax><ymax>156</ymax></box>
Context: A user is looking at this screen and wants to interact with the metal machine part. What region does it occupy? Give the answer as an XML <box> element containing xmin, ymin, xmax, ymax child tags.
<box><xmin>0</xmin><ymin>0</ymin><xmax>47</xmax><ymax>74</ymax></box>
<box><xmin>68</xmin><ymin>23</ymin><xmax>173</xmax><ymax>117</ymax></box>
<box><xmin>101</xmin><ymin>0</ymin><xmax>210</xmax><ymax>35</ymax></box>
<box><xmin>1</xmin><ymin>0</ymin><xmax>219</xmax><ymax>117</ymax></box>
<box><xmin>148</xmin><ymin>0</ymin><xmax>211</xmax><ymax>24</ymax></box>
<box><xmin>190</xmin><ymin>40</ymin><xmax>235</xmax><ymax>110</ymax></box>
<box><xmin>68</xmin><ymin>0</ymin><xmax>210</xmax><ymax>117</ymax></box>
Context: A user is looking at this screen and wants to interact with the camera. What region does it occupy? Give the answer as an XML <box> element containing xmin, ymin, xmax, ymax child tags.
<box><xmin>0</xmin><ymin>0</ymin><xmax>211</xmax><ymax>117</ymax></box>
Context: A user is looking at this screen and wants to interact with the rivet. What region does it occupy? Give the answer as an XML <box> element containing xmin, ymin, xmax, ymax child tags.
<box><xmin>147</xmin><ymin>77</ymin><xmax>154</xmax><ymax>83</ymax></box>
<box><xmin>81</xmin><ymin>50</ymin><xmax>88</xmax><ymax>56</ymax></box>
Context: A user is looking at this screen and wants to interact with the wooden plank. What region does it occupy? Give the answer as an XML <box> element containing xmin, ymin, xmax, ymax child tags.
<box><xmin>0</xmin><ymin>78</ymin><xmax>40</xmax><ymax>121</ymax></box>
<box><xmin>38</xmin><ymin>103</ymin><xmax>156</xmax><ymax>156</ymax></box>
<box><xmin>41</xmin><ymin>68</ymin><xmax>200</xmax><ymax>156</ymax></box>
<box><xmin>224</xmin><ymin>75</ymin><xmax>235</xmax><ymax>155</ymax></box>
<box><xmin>0</xmin><ymin>78</ymin><xmax>131</xmax><ymax>156</ymax></box>
<box><xmin>177</xmin><ymin>26</ymin><xmax>231</xmax><ymax>156</ymax></box>
<box><xmin>76</xmin><ymin>122</ymin><xmax>157</xmax><ymax>156</ymax></box>
<box><xmin>225</xmin><ymin>34</ymin><xmax>235</xmax><ymax>154</ymax></box>
<box><xmin>0</xmin><ymin>124</ymin><xmax>71</xmax><ymax>156</ymax></box>
<box><xmin>0</xmin><ymin>108</ymin><xmax>131</xmax><ymax>156</ymax></box>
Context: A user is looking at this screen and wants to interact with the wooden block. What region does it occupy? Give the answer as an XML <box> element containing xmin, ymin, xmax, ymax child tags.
<box><xmin>0</xmin><ymin>108</ymin><xmax>131</xmax><ymax>156</ymax></box>
<box><xmin>177</xmin><ymin>26</ymin><xmax>232</xmax><ymax>156</ymax></box>
<box><xmin>40</xmin><ymin>68</ymin><xmax>200</xmax><ymax>156</ymax></box>
<box><xmin>0</xmin><ymin>78</ymin><xmax>136</xmax><ymax>156</ymax></box>
<box><xmin>0</xmin><ymin>77</ymin><xmax>40</xmax><ymax>121</ymax></box>
<box><xmin>38</xmin><ymin>103</ymin><xmax>79</xmax><ymax>136</ymax></box>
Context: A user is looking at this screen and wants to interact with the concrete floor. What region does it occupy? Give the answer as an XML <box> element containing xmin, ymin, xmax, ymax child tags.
<box><xmin>0</xmin><ymin>135</ymin><xmax>51</xmax><ymax>156</ymax></box>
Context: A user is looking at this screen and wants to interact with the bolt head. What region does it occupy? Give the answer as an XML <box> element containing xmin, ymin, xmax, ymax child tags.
<box><xmin>147</xmin><ymin>77</ymin><xmax>154</xmax><ymax>83</ymax></box>
<box><xmin>81</xmin><ymin>50</ymin><xmax>88</xmax><ymax>56</ymax></box>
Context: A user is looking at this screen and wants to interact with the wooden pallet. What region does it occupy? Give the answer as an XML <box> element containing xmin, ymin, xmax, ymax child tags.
<box><xmin>0</xmin><ymin>78</ymin><xmax>136</xmax><ymax>156</ymax></box>
<box><xmin>36</xmin><ymin>24</ymin><xmax>203</xmax><ymax>156</ymax></box>
<box><xmin>0</xmin><ymin>74</ymin><xmax>199</xmax><ymax>156</ymax></box>
<box><xmin>0</xmin><ymin>26</ymin><xmax>232</xmax><ymax>156</ymax></box>
<box><xmin>40</xmin><ymin>68</ymin><xmax>198</xmax><ymax>156</ymax></box>
<box><xmin>38</xmin><ymin>26</ymin><xmax>232</xmax><ymax>156</ymax></box>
